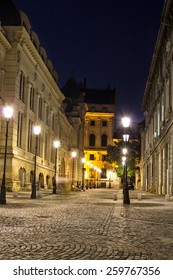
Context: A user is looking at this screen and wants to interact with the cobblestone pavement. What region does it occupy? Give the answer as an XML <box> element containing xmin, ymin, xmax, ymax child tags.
<box><xmin>0</xmin><ymin>188</ymin><xmax>173</xmax><ymax>260</ymax></box>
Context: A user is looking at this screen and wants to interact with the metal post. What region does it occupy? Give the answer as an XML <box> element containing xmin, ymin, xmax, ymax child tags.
<box><xmin>31</xmin><ymin>135</ymin><xmax>38</xmax><ymax>199</ymax></box>
<box><xmin>72</xmin><ymin>157</ymin><xmax>74</xmax><ymax>185</ymax></box>
<box><xmin>123</xmin><ymin>161</ymin><xmax>130</xmax><ymax>204</ymax></box>
<box><xmin>53</xmin><ymin>148</ymin><xmax>57</xmax><ymax>194</ymax></box>
<box><xmin>0</xmin><ymin>120</ymin><xmax>9</xmax><ymax>204</ymax></box>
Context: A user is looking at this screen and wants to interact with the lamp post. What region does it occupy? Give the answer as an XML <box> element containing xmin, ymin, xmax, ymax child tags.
<box><xmin>53</xmin><ymin>140</ymin><xmax>60</xmax><ymax>194</ymax></box>
<box><xmin>81</xmin><ymin>157</ymin><xmax>86</xmax><ymax>190</ymax></box>
<box><xmin>0</xmin><ymin>105</ymin><xmax>13</xmax><ymax>205</ymax></box>
<box><xmin>31</xmin><ymin>125</ymin><xmax>41</xmax><ymax>199</ymax></box>
<box><xmin>122</xmin><ymin>117</ymin><xmax>130</xmax><ymax>205</ymax></box>
<box><xmin>71</xmin><ymin>151</ymin><xmax>77</xmax><ymax>187</ymax></box>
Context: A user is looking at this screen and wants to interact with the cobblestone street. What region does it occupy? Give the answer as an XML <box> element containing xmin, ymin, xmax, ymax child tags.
<box><xmin>0</xmin><ymin>188</ymin><xmax>173</xmax><ymax>260</ymax></box>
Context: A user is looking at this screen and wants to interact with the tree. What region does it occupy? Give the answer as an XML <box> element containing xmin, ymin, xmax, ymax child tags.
<box><xmin>106</xmin><ymin>140</ymin><xmax>140</xmax><ymax>181</ymax></box>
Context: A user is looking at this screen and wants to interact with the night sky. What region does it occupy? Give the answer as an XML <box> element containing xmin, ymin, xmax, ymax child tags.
<box><xmin>12</xmin><ymin>0</ymin><xmax>164</xmax><ymax>124</ymax></box>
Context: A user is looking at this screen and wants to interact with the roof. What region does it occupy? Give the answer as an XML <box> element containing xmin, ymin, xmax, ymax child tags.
<box><xmin>0</xmin><ymin>0</ymin><xmax>21</xmax><ymax>26</ymax></box>
<box><xmin>84</xmin><ymin>88</ymin><xmax>116</xmax><ymax>104</ymax></box>
<box><xmin>62</xmin><ymin>77</ymin><xmax>116</xmax><ymax>105</ymax></box>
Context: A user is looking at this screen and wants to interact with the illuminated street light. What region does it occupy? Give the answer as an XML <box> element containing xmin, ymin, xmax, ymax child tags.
<box><xmin>0</xmin><ymin>105</ymin><xmax>13</xmax><ymax>204</ymax></box>
<box><xmin>53</xmin><ymin>140</ymin><xmax>60</xmax><ymax>194</ymax></box>
<box><xmin>122</xmin><ymin>117</ymin><xmax>130</xmax><ymax>205</ymax></box>
<box><xmin>71</xmin><ymin>151</ymin><xmax>77</xmax><ymax>187</ymax></box>
<box><xmin>122</xmin><ymin>117</ymin><xmax>130</xmax><ymax>127</ymax></box>
<box><xmin>31</xmin><ymin>124</ymin><xmax>41</xmax><ymax>199</ymax></box>
<box><xmin>122</xmin><ymin>148</ymin><xmax>128</xmax><ymax>155</ymax></box>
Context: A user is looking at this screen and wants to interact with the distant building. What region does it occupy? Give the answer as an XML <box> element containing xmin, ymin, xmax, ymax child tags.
<box><xmin>62</xmin><ymin>77</ymin><xmax>117</xmax><ymax>188</ymax></box>
<box><xmin>141</xmin><ymin>0</ymin><xmax>173</xmax><ymax>197</ymax></box>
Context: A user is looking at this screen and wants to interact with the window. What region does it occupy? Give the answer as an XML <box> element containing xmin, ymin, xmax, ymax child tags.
<box><xmin>28</xmin><ymin>120</ymin><xmax>33</xmax><ymax>153</ymax></box>
<box><xmin>90</xmin><ymin>154</ymin><xmax>94</xmax><ymax>160</ymax></box>
<box><xmin>44</xmin><ymin>133</ymin><xmax>48</xmax><ymax>160</ymax></box>
<box><xmin>17</xmin><ymin>112</ymin><xmax>23</xmax><ymax>148</ymax></box>
<box><xmin>30</xmin><ymin>85</ymin><xmax>35</xmax><ymax>111</ymax></box>
<box><xmin>101</xmin><ymin>134</ymin><xmax>107</xmax><ymax>147</ymax></box>
<box><xmin>38</xmin><ymin>97</ymin><xmax>42</xmax><ymax>119</ymax></box>
<box><xmin>52</xmin><ymin>112</ymin><xmax>55</xmax><ymax>131</ymax></box>
<box><xmin>45</xmin><ymin>105</ymin><xmax>49</xmax><ymax>125</ymax></box>
<box><xmin>102</xmin><ymin>154</ymin><xmax>106</xmax><ymax>161</ymax></box>
<box><xmin>19</xmin><ymin>71</ymin><xmax>25</xmax><ymax>102</ymax></box>
<box><xmin>90</xmin><ymin>120</ymin><xmax>95</xmax><ymax>126</ymax></box>
<box><xmin>89</xmin><ymin>134</ymin><xmax>95</xmax><ymax>146</ymax></box>
<box><xmin>102</xmin><ymin>120</ymin><xmax>107</xmax><ymax>126</ymax></box>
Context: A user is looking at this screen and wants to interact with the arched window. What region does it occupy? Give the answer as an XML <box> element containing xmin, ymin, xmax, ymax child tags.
<box><xmin>101</xmin><ymin>134</ymin><xmax>107</xmax><ymax>147</ymax></box>
<box><xmin>89</xmin><ymin>134</ymin><xmax>95</xmax><ymax>146</ymax></box>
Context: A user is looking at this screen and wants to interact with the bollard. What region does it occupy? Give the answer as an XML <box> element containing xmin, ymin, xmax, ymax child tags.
<box><xmin>13</xmin><ymin>191</ymin><xmax>18</xmax><ymax>198</ymax></box>
<box><xmin>37</xmin><ymin>191</ymin><xmax>42</xmax><ymax>198</ymax></box>
<box><xmin>113</xmin><ymin>193</ymin><xmax>117</xmax><ymax>201</ymax></box>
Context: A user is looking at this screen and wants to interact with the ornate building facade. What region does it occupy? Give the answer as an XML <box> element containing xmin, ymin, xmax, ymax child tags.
<box><xmin>62</xmin><ymin>77</ymin><xmax>117</xmax><ymax>188</ymax></box>
<box><xmin>0</xmin><ymin>0</ymin><xmax>85</xmax><ymax>192</ymax></box>
<box><xmin>141</xmin><ymin>0</ymin><xmax>173</xmax><ymax>198</ymax></box>
<box><xmin>83</xmin><ymin>88</ymin><xmax>117</xmax><ymax>188</ymax></box>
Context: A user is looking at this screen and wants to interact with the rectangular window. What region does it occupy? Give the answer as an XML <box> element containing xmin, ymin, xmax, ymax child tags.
<box><xmin>44</xmin><ymin>133</ymin><xmax>48</xmax><ymax>160</ymax></box>
<box><xmin>102</xmin><ymin>155</ymin><xmax>106</xmax><ymax>161</ymax></box>
<box><xmin>28</xmin><ymin>120</ymin><xmax>33</xmax><ymax>153</ymax></box>
<box><xmin>17</xmin><ymin>112</ymin><xmax>23</xmax><ymax>148</ymax></box>
<box><xmin>38</xmin><ymin>97</ymin><xmax>42</xmax><ymax>119</ymax></box>
<box><xmin>45</xmin><ymin>105</ymin><xmax>49</xmax><ymax>125</ymax></box>
<box><xmin>19</xmin><ymin>71</ymin><xmax>25</xmax><ymax>102</ymax></box>
<box><xmin>30</xmin><ymin>85</ymin><xmax>35</xmax><ymax>111</ymax></box>
<box><xmin>90</xmin><ymin>120</ymin><xmax>95</xmax><ymax>126</ymax></box>
<box><xmin>102</xmin><ymin>120</ymin><xmax>107</xmax><ymax>126</ymax></box>
<box><xmin>90</xmin><ymin>154</ymin><xmax>94</xmax><ymax>160</ymax></box>
<box><xmin>52</xmin><ymin>112</ymin><xmax>55</xmax><ymax>131</ymax></box>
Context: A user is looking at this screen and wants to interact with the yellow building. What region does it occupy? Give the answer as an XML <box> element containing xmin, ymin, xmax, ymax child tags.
<box><xmin>83</xmin><ymin>88</ymin><xmax>117</xmax><ymax>188</ymax></box>
<box><xmin>62</xmin><ymin>78</ymin><xmax>118</xmax><ymax>188</ymax></box>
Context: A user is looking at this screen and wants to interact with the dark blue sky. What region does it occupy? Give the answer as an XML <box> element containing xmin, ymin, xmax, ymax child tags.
<box><xmin>13</xmin><ymin>0</ymin><xmax>164</xmax><ymax>123</ymax></box>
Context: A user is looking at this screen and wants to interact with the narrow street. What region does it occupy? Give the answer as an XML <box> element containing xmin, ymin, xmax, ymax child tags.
<box><xmin>0</xmin><ymin>188</ymin><xmax>173</xmax><ymax>260</ymax></box>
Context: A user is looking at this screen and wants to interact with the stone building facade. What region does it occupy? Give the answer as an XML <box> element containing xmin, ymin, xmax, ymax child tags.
<box><xmin>141</xmin><ymin>0</ymin><xmax>173</xmax><ymax>197</ymax></box>
<box><xmin>0</xmin><ymin>1</ymin><xmax>85</xmax><ymax>192</ymax></box>
<box><xmin>83</xmin><ymin>89</ymin><xmax>117</xmax><ymax>188</ymax></box>
<box><xmin>61</xmin><ymin>78</ymin><xmax>117</xmax><ymax>188</ymax></box>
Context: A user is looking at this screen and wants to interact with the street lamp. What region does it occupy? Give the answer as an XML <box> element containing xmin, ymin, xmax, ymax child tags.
<box><xmin>71</xmin><ymin>151</ymin><xmax>77</xmax><ymax>187</ymax></box>
<box><xmin>31</xmin><ymin>124</ymin><xmax>41</xmax><ymax>199</ymax></box>
<box><xmin>81</xmin><ymin>157</ymin><xmax>86</xmax><ymax>190</ymax></box>
<box><xmin>0</xmin><ymin>105</ymin><xmax>13</xmax><ymax>204</ymax></box>
<box><xmin>53</xmin><ymin>140</ymin><xmax>60</xmax><ymax>194</ymax></box>
<box><xmin>122</xmin><ymin>117</ymin><xmax>130</xmax><ymax>205</ymax></box>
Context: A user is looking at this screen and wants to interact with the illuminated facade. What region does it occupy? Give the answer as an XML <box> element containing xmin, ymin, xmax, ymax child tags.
<box><xmin>83</xmin><ymin>88</ymin><xmax>118</xmax><ymax>188</ymax></box>
<box><xmin>0</xmin><ymin>1</ymin><xmax>85</xmax><ymax>192</ymax></box>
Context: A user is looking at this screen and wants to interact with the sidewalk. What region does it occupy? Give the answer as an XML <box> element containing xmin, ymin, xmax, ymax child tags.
<box><xmin>1</xmin><ymin>188</ymin><xmax>173</xmax><ymax>260</ymax></box>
